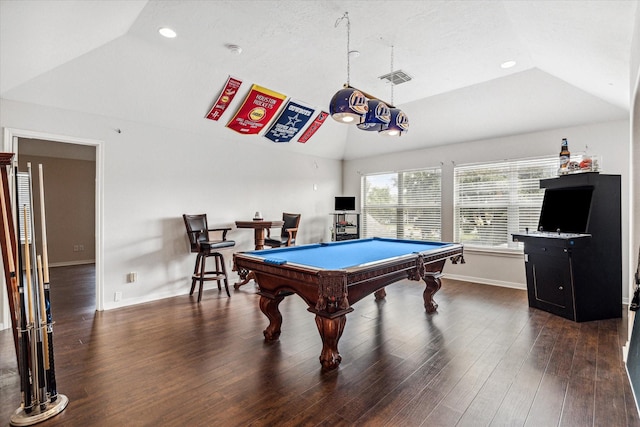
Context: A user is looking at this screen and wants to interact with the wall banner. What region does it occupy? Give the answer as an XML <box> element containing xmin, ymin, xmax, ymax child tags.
<box><xmin>226</xmin><ymin>84</ymin><xmax>286</xmax><ymax>135</ymax></box>
<box><xmin>297</xmin><ymin>111</ymin><xmax>328</xmax><ymax>143</ymax></box>
<box><xmin>205</xmin><ymin>76</ymin><xmax>242</xmax><ymax>121</ymax></box>
<box><xmin>263</xmin><ymin>100</ymin><xmax>315</xmax><ymax>143</ymax></box>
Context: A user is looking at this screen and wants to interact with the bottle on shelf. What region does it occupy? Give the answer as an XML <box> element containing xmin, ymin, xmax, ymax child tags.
<box><xmin>558</xmin><ymin>138</ymin><xmax>570</xmax><ymax>175</ymax></box>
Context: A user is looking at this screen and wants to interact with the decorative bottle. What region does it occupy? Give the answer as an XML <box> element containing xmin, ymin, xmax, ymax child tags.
<box><xmin>559</xmin><ymin>138</ymin><xmax>570</xmax><ymax>174</ymax></box>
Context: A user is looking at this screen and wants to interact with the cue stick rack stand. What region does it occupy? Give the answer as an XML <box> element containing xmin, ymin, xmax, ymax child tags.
<box><xmin>0</xmin><ymin>153</ymin><xmax>68</xmax><ymax>426</ymax></box>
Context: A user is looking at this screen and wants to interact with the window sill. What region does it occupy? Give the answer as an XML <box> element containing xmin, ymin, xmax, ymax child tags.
<box><xmin>462</xmin><ymin>246</ymin><xmax>524</xmax><ymax>258</ymax></box>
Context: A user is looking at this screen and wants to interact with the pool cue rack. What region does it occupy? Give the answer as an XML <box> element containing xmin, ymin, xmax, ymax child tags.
<box><xmin>0</xmin><ymin>154</ymin><xmax>68</xmax><ymax>426</ymax></box>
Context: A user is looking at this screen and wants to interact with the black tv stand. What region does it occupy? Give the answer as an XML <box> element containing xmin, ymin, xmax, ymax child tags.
<box><xmin>331</xmin><ymin>212</ymin><xmax>360</xmax><ymax>241</ymax></box>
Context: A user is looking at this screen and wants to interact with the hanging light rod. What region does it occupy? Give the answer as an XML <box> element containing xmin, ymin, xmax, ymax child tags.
<box><xmin>329</xmin><ymin>12</ymin><xmax>409</xmax><ymax>135</ymax></box>
<box><xmin>341</xmin><ymin>84</ymin><xmax>395</xmax><ymax>109</ymax></box>
<box><xmin>329</xmin><ymin>12</ymin><xmax>368</xmax><ymax>123</ymax></box>
<box><xmin>378</xmin><ymin>45</ymin><xmax>408</xmax><ymax>136</ymax></box>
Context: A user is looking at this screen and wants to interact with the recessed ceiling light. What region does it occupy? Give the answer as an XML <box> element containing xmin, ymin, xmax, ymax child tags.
<box><xmin>158</xmin><ymin>27</ymin><xmax>177</xmax><ymax>38</ymax></box>
<box><xmin>226</xmin><ymin>44</ymin><xmax>243</xmax><ymax>55</ymax></box>
<box><xmin>501</xmin><ymin>60</ymin><xmax>516</xmax><ymax>69</ymax></box>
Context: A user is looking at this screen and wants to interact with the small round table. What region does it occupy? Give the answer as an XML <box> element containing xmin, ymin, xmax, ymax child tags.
<box><xmin>234</xmin><ymin>219</ymin><xmax>284</xmax><ymax>289</ymax></box>
<box><xmin>235</xmin><ymin>219</ymin><xmax>284</xmax><ymax>250</ymax></box>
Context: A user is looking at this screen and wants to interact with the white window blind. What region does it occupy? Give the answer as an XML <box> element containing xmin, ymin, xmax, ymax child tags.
<box><xmin>361</xmin><ymin>168</ymin><xmax>441</xmax><ymax>240</ymax></box>
<box><xmin>16</xmin><ymin>171</ymin><xmax>32</xmax><ymax>243</ymax></box>
<box><xmin>453</xmin><ymin>157</ymin><xmax>560</xmax><ymax>249</ymax></box>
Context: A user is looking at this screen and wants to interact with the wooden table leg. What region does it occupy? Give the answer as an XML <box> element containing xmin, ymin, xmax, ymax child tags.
<box><xmin>259</xmin><ymin>294</ymin><xmax>284</xmax><ymax>341</ymax></box>
<box><xmin>234</xmin><ymin>268</ymin><xmax>257</xmax><ymax>289</ymax></box>
<box><xmin>422</xmin><ymin>271</ymin><xmax>443</xmax><ymax>313</ymax></box>
<box><xmin>374</xmin><ymin>288</ymin><xmax>386</xmax><ymax>300</ymax></box>
<box><xmin>315</xmin><ymin>314</ymin><xmax>347</xmax><ymax>370</ymax></box>
<box><xmin>254</xmin><ymin>228</ymin><xmax>266</xmax><ymax>250</ymax></box>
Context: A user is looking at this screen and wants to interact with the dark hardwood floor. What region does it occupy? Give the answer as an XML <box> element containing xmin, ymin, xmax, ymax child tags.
<box><xmin>1</xmin><ymin>264</ymin><xmax>639</xmax><ymax>426</ymax></box>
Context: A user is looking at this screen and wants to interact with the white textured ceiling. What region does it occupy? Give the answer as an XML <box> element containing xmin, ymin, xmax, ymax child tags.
<box><xmin>0</xmin><ymin>0</ymin><xmax>637</xmax><ymax>160</ymax></box>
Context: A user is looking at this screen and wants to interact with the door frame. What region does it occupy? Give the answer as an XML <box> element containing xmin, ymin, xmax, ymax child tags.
<box><xmin>1</xmin><ymin>127</ymin><xmax>103</xmax><ymax>327</ymax></box>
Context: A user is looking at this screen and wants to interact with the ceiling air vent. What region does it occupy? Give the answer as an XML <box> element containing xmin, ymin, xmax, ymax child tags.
<box><xmin>378</xmin><ymin>70</ymin><xmax>412</xmax><ymax>85</ymax></box>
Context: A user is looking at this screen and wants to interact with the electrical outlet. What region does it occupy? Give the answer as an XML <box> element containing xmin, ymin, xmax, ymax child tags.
<box><xmin>127</xmin><ymin>272</ymin><xmax>137</xmax><ymax>283</ymax></box>
<box><xmin>73</xmin><ymin>245</ymin><xmax>79</xmax><ymax>252</ymax></box>
<box><xmin>114</xmin><ymin>292</ymin><xmax>122</xmax><ymax>302</ymax></box>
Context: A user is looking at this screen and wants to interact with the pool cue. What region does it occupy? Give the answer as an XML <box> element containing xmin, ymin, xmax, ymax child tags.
<box><xmin>13</xmin><ymin>167</ymin><xmax>33</xmax><ymax>413</ymax></box>
<box><xmin>0</xmin><ymin>158</ymin><xmax>20</xmax><ymax>361</ymax></box>
<box><xmin>24</xmin><ymin>202</ymin><xmax>47</xmax><ymax>410</ymax></box>
<box><xmin>38</xmin><ymin>163</ymin><xmax>57</xmax><ymax>401</ymax></box>
<box><xmin>21</xmin><ymin>204</ymin><xmax>36</xmax><ymax>412</ymax></box>
<box><xmin>26</xmin><ymin>163</ymin><xmax>48</xmax><ymax>410</ymax></box>
<box><xmin>37</xmin><ymin>255</ymin><xmax>51</xmax><ymax>398</ymax></box>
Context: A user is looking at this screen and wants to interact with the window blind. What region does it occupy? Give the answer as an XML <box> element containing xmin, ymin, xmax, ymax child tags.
<box><xmin>361</xmin><ymin>168</ymin><xmax>441</xmax><ymax>241</ymax></box>
<box><xmin>16</xmin><ymin>171</ymin><xmax>32</xmax><ymax>243</ymax></box>
<box><xmin>453</xmin><ymin>157</ymin><xmax>560</xmax><ymax>249</ymax></box>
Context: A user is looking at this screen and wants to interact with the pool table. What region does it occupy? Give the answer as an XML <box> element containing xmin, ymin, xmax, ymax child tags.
<box><xmin>233</xmin><ymin>237</ymin><xmax>464</xmax><ymax>370</ymax></box>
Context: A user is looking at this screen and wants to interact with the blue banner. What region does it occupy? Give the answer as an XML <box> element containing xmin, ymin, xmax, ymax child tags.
<box><xmin>263</xmin><ymin>99</ymin><xmax>315</xmax><ymax>143</ymax></box>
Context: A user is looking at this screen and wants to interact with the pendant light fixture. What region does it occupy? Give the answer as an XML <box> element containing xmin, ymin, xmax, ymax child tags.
<box><xmin>329</xmin><ymin>12</ymin><xmax>368</xmax><ymax>123</ymax></box>
<box><xmin>357</xmin><ymin>99</ymin><xmax>391</xmax><ymax>131</ymax></box>
<box><xmin>379</xmin><ymin>45</ymin><xmax>409</xmax><ymax>136</ymax></box>
<box><xmin>329</xmin><ymin>14</ymin><xmax>409</xmax><ymax>135</ymax></box>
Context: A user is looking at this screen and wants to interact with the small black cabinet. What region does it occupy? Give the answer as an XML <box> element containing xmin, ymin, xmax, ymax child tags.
<box><xmin>528</xmin><ymin>248</ymin><xmax>573</xmax><ymax>311</ymax></box>
<box><xmin>513</xmin><ymin>173</ymin><xmax>621</xmax><ymax>322</ymax></box>
<box><xmin>518</xmin><ymin>235</ymin><xmax>591</xmax><ymax>321</ymax></box>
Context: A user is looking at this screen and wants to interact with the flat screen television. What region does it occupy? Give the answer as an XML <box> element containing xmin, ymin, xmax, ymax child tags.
<box><xmin>335</xmin><ymin>196</ymin><xmax>356</xmax><ymax>211</ymax></box>
<box><xmin>538</xmin><ymin>186</ymin><xmax>593</xmax><ymax>233</ymax></box>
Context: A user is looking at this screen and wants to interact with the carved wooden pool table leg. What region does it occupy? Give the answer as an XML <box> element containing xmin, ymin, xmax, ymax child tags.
<box><xmin>259</xmin><ymin>294</ymin><xmax>284</xmax><ymax>340</ymax></box>
<box><xmin>315</xmin><ymin>314</ymin><xmax>347</xmax><ymax>370</ymax></box>
<box><xmin>423</xmin><ymin>271</ymin><xmax>443</xmax><ymax>313</ymax></box>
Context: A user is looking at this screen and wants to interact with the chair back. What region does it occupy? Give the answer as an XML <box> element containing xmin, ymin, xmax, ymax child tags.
<box><xmin>281</xmin><ymin>213</ymin><xmax>301</xmax><ymax>239</ymax></box>
<box><xmin>183</xmin><ymin>214</ymin><xmax>209</xmax><ymax>252</ymax></box>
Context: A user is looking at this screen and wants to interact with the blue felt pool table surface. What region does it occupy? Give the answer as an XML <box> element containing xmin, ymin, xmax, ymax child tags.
<box><xmin>246</xmin><ymin>237</ymin><xmax>457</xmax><ymax>270</ymax></box>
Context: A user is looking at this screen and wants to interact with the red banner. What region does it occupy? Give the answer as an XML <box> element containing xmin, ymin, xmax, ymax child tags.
<box><xmin>226</xmin><ymin>84</ymin><xmax>287</xmax><ymax>135</ymax></box>
<box><xmin>297</xmin><ymin>111</ymin><xmax>328</xmax><ymax>143</ymax></box>
<box><xmin>205</xmin><ymin>76</ymin><xmax>242</xmax><ymax>121</ymax></box>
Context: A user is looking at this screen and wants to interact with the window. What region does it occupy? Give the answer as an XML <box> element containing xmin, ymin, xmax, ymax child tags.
<box><xmin>453</xmin><ymin>157</ymin><xmax>560</xmax><ymax>249</ymax></box>
<box><xmin>361</xmin><ymin>168</ymin><xmax>441</xmax><ymax>240</ymax></box>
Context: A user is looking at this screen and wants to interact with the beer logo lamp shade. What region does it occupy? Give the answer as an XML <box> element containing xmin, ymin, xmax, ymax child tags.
<box><xmin>357</xmin><ymin>99</ymin><xmax>391</xmax><ymax>131</ymax></box>
<box><xmin>329</xmin><ymin>87</ymin><xmax>368</xmax><ymax>123</ymax></box>
<box><xmin>379</xmin><ymin>108</ymin><xmax>409</xmax><ymax>136</ymax></box>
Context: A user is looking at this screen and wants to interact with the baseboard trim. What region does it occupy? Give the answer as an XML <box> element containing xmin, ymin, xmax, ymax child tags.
<box><xmin>444</xmin><ymin>274</ymin><xmax>629</xmax><ymax>305</ymax></box>
<box><xmin>49</xmin><ymin>260</ymin><xmax>95</xmax><ymax>268</ymax></box>
<box><xmin>443</xmin><ymin>273</ymin><xmax>526</xmax><ymax>290</ymax></box>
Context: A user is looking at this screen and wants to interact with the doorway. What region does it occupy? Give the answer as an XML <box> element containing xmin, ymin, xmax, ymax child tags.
<box><xmin>1</xmin><ymin>128</ymin><xmax>102</xmax><ymax>331</ymax></box>
<box><xmin>18</xmin><ymin>138</ymin><xmax>97</xmax><ymax>316</ymax></box>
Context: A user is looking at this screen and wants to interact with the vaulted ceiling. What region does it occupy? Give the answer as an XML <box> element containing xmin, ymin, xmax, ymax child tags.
<box><xmin>1</xmin><ymin>0</ymin><xmax>637</xmax><ymax>160</ymax></box>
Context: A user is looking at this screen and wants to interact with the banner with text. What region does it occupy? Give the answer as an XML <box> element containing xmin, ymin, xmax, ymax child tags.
<box><xmin>226</xmin><ymin>84</ymin><xmax>287</xmax><ymax>135</ymax></box>
<box><xmin>205</xmin><ymin>76</ymin><xmax>243</xmax><ymax>121</ymax></box>
<box><xmin>297</xmin><ymin>111</ymin><xmax>329</xmax><ymax>143</ymax></box>
<box><xmin>263</xmin><ymin>99</ymin><xmax>315</xmax><ymax>143</ymax></box>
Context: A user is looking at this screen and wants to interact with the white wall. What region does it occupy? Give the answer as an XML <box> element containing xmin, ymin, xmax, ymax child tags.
<box><xmin>629</xmin><ymin>3</ymin><xmax>640</xmax><ymax>345</ymax></box>
<box><xmin>344</xmin><ymin>120</ymin><xmax>631</xmax><ymax>300</ymax></box>
<box><xmin>0</xmin><ymin>99</ymin><xmax>342</xmax><ymax>320</ymax></box>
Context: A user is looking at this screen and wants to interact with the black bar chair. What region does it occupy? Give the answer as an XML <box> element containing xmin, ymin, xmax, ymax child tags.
<box><xmin>183</xmin><ymin>214</ymin><xmax>235</xmax><ymax>302</ymax></box>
